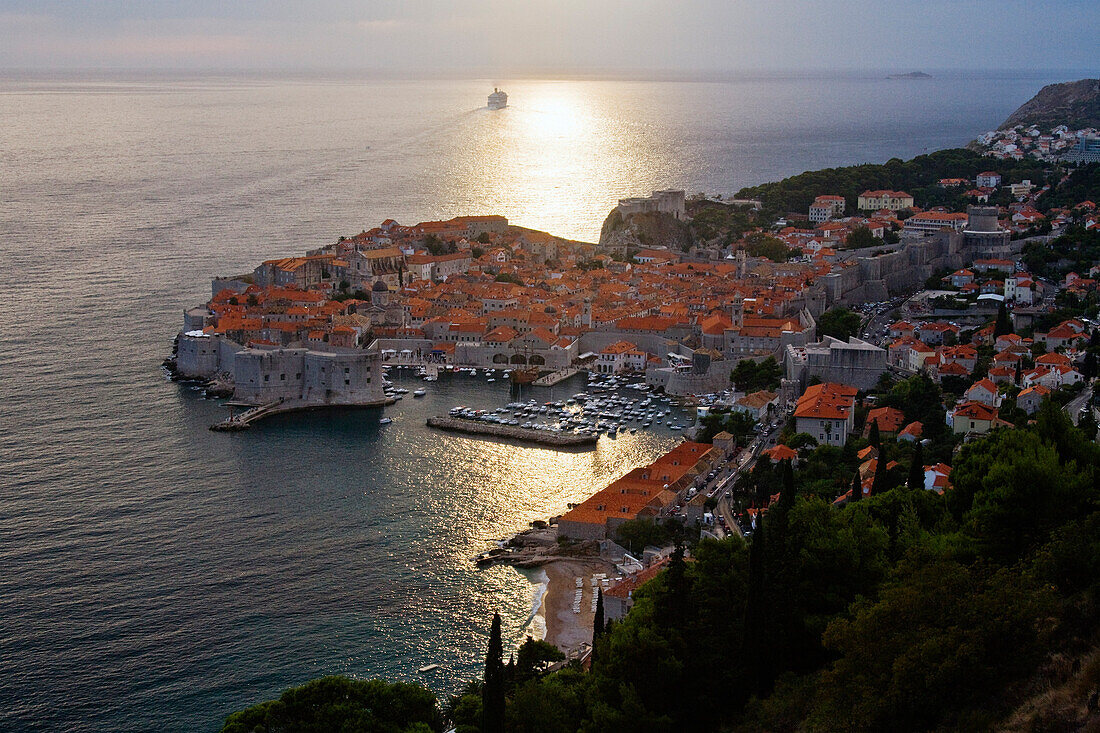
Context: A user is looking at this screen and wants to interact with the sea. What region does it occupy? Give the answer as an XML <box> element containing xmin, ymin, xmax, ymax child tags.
<box><xmin>0</xmin><ymin>69</ymin><xmax>1084</xmax><ymax>731</ymax></box>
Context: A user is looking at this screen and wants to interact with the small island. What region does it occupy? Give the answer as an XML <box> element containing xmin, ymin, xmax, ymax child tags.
<box><xmin>887</xmin><ymin>71</ymin><xmax>932</xmax><ymax>79</ymax></box>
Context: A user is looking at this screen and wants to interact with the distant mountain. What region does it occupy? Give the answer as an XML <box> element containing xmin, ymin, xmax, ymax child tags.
<box><xmin>887</xmin><ymin>71</ymin><xmax>932</xmax><ymax>80</ymax></box>
<box><xmin>999</xmin><ymin>78</ymin><xmax>1100</xmax><ymax>130</ymax></box>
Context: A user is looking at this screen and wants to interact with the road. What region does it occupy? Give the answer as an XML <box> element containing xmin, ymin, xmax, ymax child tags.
<box><xmin>858</xmin><ymin>293</ymin><xmax>913</xmax><ymax>347</ymax></box>
<box><xmin>1065</xmin><ymin>383</ymin><xmax>1095</xmax><ymax>426</ymax></box>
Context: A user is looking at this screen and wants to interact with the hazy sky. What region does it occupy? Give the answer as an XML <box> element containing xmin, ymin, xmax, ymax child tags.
<box><xmin>2</xmin><ymin>1</ymin><xmax>1097</xmax><ymax>73</ymax></box>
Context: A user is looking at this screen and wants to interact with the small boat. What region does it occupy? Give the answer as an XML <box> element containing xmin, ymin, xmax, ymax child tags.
<box><xmin>379</xmin><ymin>417</ymin><xmax>392</xmax><ymax>425</ymax></box>
<box><xmin>417</xmin><ymin>664</ymin><xmax>441</xmax><ymax>674</ymax></box>
<box><xmin>413</xmin><ymin>389</ymin><xmax>426</xmax><ymax>397</ymax></box>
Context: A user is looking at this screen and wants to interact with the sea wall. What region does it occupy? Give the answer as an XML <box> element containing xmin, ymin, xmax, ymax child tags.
<box><xmin>576</xmin><ymin>330</ymin><xmax>680</xmax><ymax>358</ymax></box>
<box><xmin>426</xmin><ymin>416</ymin><xmax>598</xmax><ymax>448</ymax></box>
<box><xmin>176</xmin><ymin>333</ymin><xmax>243</xmax><ymax>379</ymax></box>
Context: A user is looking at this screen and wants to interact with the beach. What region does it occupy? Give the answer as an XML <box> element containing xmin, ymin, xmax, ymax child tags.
<box><xmin>538</xmin><ymin>558</ymin><xmax>618</xmax><ymax>653</ymax></box>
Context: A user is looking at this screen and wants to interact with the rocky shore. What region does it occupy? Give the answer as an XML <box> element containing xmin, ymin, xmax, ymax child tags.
<box><xmin>426</xmin><ymin>416</ymin><xmax>598</xmax><ymax>448</ymax></box>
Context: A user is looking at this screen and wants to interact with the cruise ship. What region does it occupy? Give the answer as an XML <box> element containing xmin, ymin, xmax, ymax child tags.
<box><xmin>487</xmin><ymin>88</ymin><xmax>508</xmax><ymax>110</ymax></box>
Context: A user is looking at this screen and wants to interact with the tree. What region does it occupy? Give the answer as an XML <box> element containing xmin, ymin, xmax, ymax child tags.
<box><xmin>845</xmin><ymin>226</ymin><xmax>884</xmax><ymax>250</ymax></box>
<box><xmin>730</xmin><ymin>356</ymin><xmax>783</xmax><ymax>392</ymax></box>
<box><xmin>593</xmin><ymin>589</ymin><xmax>605</xmax><ymax>643</ymax></box>
<box><xmin>422</xmin><ymin>233</ymin><xmax>447</xmax><ymax>255</ymax></box>
<box><xmin>993</xmin><ymin>302</ymin><xmax>1013</xmax><ymax>338</ymax></box>
<box><xmin>1078</xmin><ymin>409</ymin><xmax>1098</xmax><ymax>442</ymax></box>
<box><xmin>907</xmin><ymin>443</ymin><xmax>924</xmax><ymax>492</ymax></box>
<box><xmin>482</xmin><ymin>613</ymin><xmax>505</xmax><ymax>733</ymax></box>
<box><xmin>742</xmin><ymin>232</ymin><xmax>795</xmax><ymax>262</ymax></box>
<box><xmin>849</xmin><ymin>471</ymin><xmax>862</xmax><ymax>502</ymax></box>
<box><xmin>817</xmin><ymin>307</ymin><xmax>862</xmax><ymax>341</ymax></box>
<box><xmin>614</xmin><ymin>518</ymin><xmax>671</xmax><ymax>553</ymax></box>
<box><xmin>870</xmin><ymin>454</ymin><xmax>889</xmax><ymax>497</ymax></box>
<box><xmin>868</xmin><ymin>420</ymin><xmax>881</xmax><ymax>450</ymax></box>
<box><xmin>1082</xmin><ymin>350</ymin><xmax>1097</xmax><ymax>379</ymax></box>
<box><xmin>743</xmin><ymin>522</ymin><xmax>769</xmax><ymax>695</ymax></box>
<box><xmin>949</xmin><ymin>426</ymin><xmax>1094</xmax><ymax>560</ymax></box>
<box><xmin>813</xmin><ymin>556</ymin><xmax>1052</xmax><ymax>732</ymax></box>
<box><xmin>221</xmin><ymin>676</ymin><xmax>442</xmax><ymax>733</ymax></box>
<box><xmin>514</xmin><ymin>636</ymin><xmax>565</xmax><ymax>685</ymax></box>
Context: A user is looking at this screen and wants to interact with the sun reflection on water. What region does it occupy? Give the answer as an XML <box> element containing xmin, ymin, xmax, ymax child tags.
<box><xmin>452</xmin><ymin>80</ymin><xmax>662</xmax><ymax>241</ymax></box>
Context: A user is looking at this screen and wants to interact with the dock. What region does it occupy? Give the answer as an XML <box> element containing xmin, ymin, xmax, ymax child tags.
<box><xmin>210</xmin><ymin>398</ymin><xmax>394</xmax><ymax>431</ymax></box>
<box><xmin>533</xmin><ymin>367</ymin><xmax>580</xmax><ymax>387</ymax></box>
<box><xmin>426</xmin><ymin>416</ymin><xmax>598</xmax><ymax>448</ymax></box>
<box><xmin>210</xmin><ymin>401</ymin><xmax>283</xmax><ymax>431</ymax></box>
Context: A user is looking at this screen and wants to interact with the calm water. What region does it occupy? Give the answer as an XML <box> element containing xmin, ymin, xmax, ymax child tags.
<box><xmin>0</xmin><ymin>70</ymin><xmax>1081</xmax><ymax>731</ymax></box>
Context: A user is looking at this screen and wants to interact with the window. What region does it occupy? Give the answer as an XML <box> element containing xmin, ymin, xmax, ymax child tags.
<box><xmin>264</xmin><ymin>375</ymin><xmax>269</xmax><ymax>382</ymax></box>
<box><xmin>280</xmin><ymin>374</ymin><xmax>286</xmax><ymax>380</ymax></box>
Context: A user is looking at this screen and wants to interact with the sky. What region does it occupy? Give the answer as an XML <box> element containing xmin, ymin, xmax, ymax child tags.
<box><xmin>1</xmin><ymin>0</ymin><xmax>1097</xmax><ymax>74</ymax></box>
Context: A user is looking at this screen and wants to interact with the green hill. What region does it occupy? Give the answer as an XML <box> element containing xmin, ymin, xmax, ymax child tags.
<box><xmin>1000</xmin><ymin>78</ymin><xmax>1100</xmax><ymax>131</ymax></box>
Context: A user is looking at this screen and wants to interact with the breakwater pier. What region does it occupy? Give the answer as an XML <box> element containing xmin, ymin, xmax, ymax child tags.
<box><xmin>426</xmin><ymin>416</ymin><xmax>598</xmax><ymax>448</ymax></box>
<box><xmin>533</xmin><ymin>367</ymin><xmax>580</xmax><ymax>387</ymax></box>
<box><xmin>210</xmin><ymin>398</ymin><xmax>394</xmax><ymax>431</ymax></box>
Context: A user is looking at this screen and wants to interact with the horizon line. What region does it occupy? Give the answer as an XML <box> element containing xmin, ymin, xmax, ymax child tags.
<box><xmin>2</xmin><ymin>66</ymin><xmax>1097</xmax><ymax>82</ymax></box>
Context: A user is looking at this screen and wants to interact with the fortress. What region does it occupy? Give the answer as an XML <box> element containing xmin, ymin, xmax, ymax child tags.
<box><xmin>818</xmin><ymin>205</ymin><xmax>1017</xmax><ymax>307</ymax></box>
<box><xmin>615</xmin><ymin>190</ymin><xmax>687</xmax><ymax>219</ymax></box>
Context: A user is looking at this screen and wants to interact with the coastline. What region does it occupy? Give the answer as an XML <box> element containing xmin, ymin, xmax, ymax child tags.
<box><xmin>535</xmin><ymin>558</ymin><xmax>617</xmax><ymax>654</ymax></box>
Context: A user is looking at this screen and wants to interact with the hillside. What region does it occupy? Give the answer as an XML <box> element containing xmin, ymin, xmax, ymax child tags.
<box><xmin>734</xmin><ymin>148</ymin><xmax>1046</xmax><ymax>215</ymax></box>
<box><xmin>1000</xmin><ymin>78</ymin><xmax>1100</xmax><ymax>130</ymax></box>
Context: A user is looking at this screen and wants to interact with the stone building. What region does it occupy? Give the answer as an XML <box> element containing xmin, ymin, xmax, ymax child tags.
<box><xmin>232</xmin><ymin>347</ymin><xmax>386</xmax><ymax>406</ymax></box>
<box><xmin>785</xmin><ymin>336</ymin><xmax>887</xmax><ymax>390</ymax></box>
<box><xmin>615</xmin><ymin>190</ymin><xmax>687</xmax><ymax>219</ymax></box>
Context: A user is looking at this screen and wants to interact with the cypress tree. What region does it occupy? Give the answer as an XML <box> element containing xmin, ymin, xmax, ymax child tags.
<box><xmin>742</xmin><ymin>522</ymin><xmax>768</xmax><ymax>695</ymax></box>
<box><xmin>591</xmin><ymin>589</ymin><xmax>605</xmax><ymax>668</ymax></box>
<box><xmin>993</xmin><ymin>302</ymin><xmax>1012</xmax><ymax>337</ymax></box>
<box><xmin>868</xmin><ymin>419</ymin><xmax>881</xmax><ymax>450</ymax></box>
<box><xmin>1015</xmin><ymin>358</ymin><xmax>1023</xmax><ymax>385</ymax></box>
<box><xmin>849</xmin><ymin>470</ymin><xmax>862</xmax><ymax>502</ymax></box>
<box><xmin>870</xmin><ymin>453</ymin><xmax>888</xmax><ymax>497</ymax></box>
<box><xmin>765</xmin><ymin>459</ymin><xmax>800</xmax><ymax>679</ymax></box>
<box><xmin>482</xmin><ymin>613</ymin><xmax>505</xmax><ymax>733</ymax></box>
<box><xmin>907</xmin><ymin>443</ymin><xmax>925</xmax><ymax>492</ymax></box>
<box><xmin>593</xmin><ymin>588</ymin><xmax>605</xmax><ymax>640</ymax></box>
<box><xmin>1083</xmin><ymin>350</ymin><xmax>1097</xmax><ymax>380</ymax></box>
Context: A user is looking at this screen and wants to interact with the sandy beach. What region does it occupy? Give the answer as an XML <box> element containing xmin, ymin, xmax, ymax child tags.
<box><xmin>539</xmin><ymin>558</ymin><xmax>618</xmax><ymax>653</ymax></box>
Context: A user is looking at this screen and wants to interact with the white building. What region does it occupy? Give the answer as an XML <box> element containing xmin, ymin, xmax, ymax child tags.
<box><xmin>902</xmin><ymin>211</ymin><xmax>969</xmax><ymax>236</ymax></box>
<box><xmin>808</xmin><ymin>195</ymin><xmax>846</xmax><ymax>223</ymax></box>
<box><xmin>596</xmin><ymin>340</ymin><xmax>649</xmax><ymax>374</ymax></box>
<box><xmin>976</xmin><ymin>171</ymin><xmax>1002</xmax><ymax>188</ymax></box>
